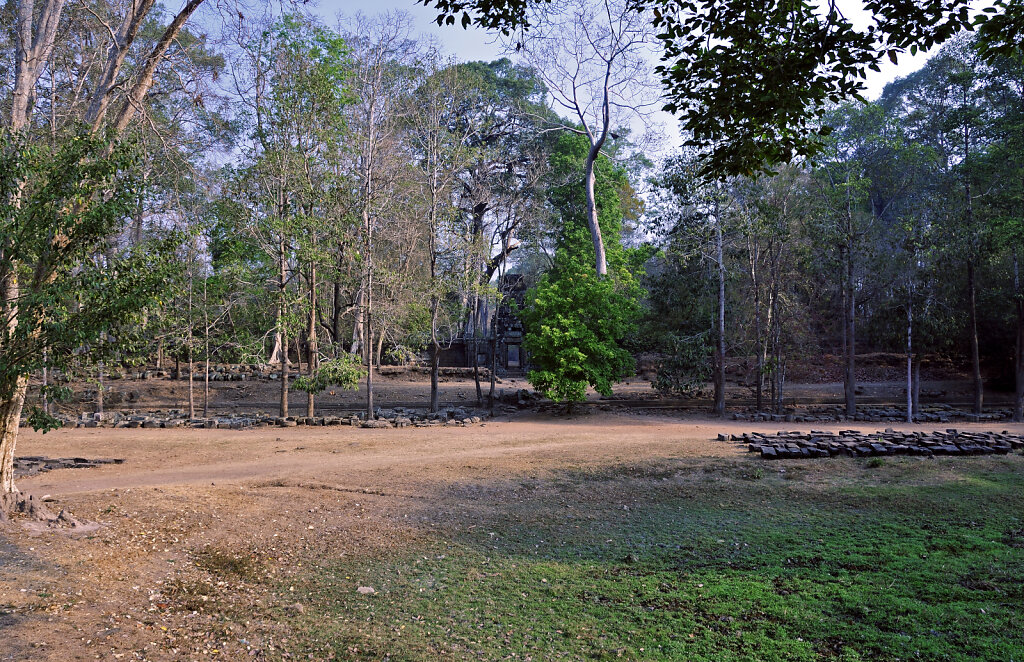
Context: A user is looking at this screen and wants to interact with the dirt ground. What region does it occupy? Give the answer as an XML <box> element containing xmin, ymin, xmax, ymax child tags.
<box><xmin>3</xmin><ymin>409</ymin><xmax>1024</xmax><ymax>661</ymax></box>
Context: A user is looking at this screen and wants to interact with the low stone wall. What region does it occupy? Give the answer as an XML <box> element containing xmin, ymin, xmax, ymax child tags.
<box><xmin>716</xmin><ymin>428</ymin><xmax>1024</xmax><ymax>459</ymax></box>
<box><xmin>732</xmin><ymin>405</ymin><xmax>1013</xmax><ymax>424</ymax></box>
<box><xmin>58</xmin><ymin>363</ymin><xmax>493</xmax><ymax>383</ymax></box>
<box><xmin>51</xmin><ymin>406</ymin><xmax>488</xmax><ymax>431</ymax></box>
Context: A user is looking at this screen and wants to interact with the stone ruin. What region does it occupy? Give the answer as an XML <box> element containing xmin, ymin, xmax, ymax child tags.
<box><xmin>717</xmin><ymin>428</ymin><xmax>1024</xmax><ymax>460</ymax></box>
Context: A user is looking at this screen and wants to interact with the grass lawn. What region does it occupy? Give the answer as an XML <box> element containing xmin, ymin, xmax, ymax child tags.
<box><xmin>282</xmin><ymin>456</ymin><xmax>1024</xmax><ymax>661</ymax></box>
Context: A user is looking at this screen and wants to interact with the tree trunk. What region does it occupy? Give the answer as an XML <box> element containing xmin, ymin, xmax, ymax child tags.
<box><xmin>280</xmin><ymin>325</ymin><xmax>289</xmax><ymax>419</ymax></box>
<box><xmin>489</xmin><ymin>310</ymin><xmax>497</xmax><ymax>416</ymax></box>
<box><xmin>332</xmin><ymin>270</ymin><xmax>345</xmax><ymax>351</ymax></box>
<box><xmin>84</xmin><ymin>0</ymin><xmax>160</xmax><ymax>129</ymax></box>
<box><xmin>844</xmin><ymin>241</ymin><xmax>856</xmax><ymax>418</ymax></box>
<box><xmin>278</xmin><ymin>234</ymin><xmax>289</xmax><ymax>419</ymax></box>
<box><xmin>0</xmin><ymin>377</ymin><xmax>28</xmax><ymax>494</ymax></box>
<box><xmin>364</xmin><ymin>282</ymin><xmax>374</xmax><ymax>420</ymax></box>
<box><xmin>307</xmin><ymin>266</ymin><xmax>318</xmax><ymax>419</ymax></box>
<box><xmin>752</xmin><ymin>256</ymin><xmax>763</xmax><ymax>412</ymax></box>
<box><xmin>473</xmin><ymin>294</ymin><xmax>483</xmax><ymax>407</ymax></box>
<box><xmin>964</xmin><ymin>120</ymin><xmax>983</xmax><ymax>415</ymax></box>
<box><xmin>187</xmin><ymin>272</ymin><xmax>194</xmax><ymax>419</ymax></box>
<box><xmin>776</xmin><ymin>359</ymin><xmax>786</xmax><ymax>414</ymax></box>
<box><xmin>1014</xmin><ymin>251</ymin><xmax>1022</xmax><ymax>422</ymax></box>
<box><xmin>187</xmin><ymin>349</ymin><xmax>194</xmax><ymax>420</ymax></box>
<box><xmin>350</xmin><ymin>287</ymin><xmax>364</xmax><ymax>355</ymax></box>
<box><xmin>41</xmin><ymin>351</ymin><xmax>49</xmax><ymax>417</ymax></box>
<box><xmin>375</xmin><ymin>328</ymin><xmax>384</xmax><ymax>368</ymax></box>
<box><xmin>913</xmin><ymin>355</ymin><xmax>921</xmax><ymax>417</ymax></box>
<box><xmin>430</xmin><ymin>296</ymin><xmax>440</xmax><ymax>413</ymax></box>
<box><xmin>430</xmin><ymin>343</ymin><xmax>440</xmax><ymax>414</ymax></box>
<box><xmin>203</xmin><ymin>278</ymin><xmax>210</xmax><ymax>419</ymax></box>
<box><xmin>967</xmin><ymin>259</ymin><xmax>983</xmax><ymax>414</ymax></box>
<box><xmin>204</xmin><ymin>355</ymin><xmax>210</xmax><ymax>420</ymax></box>
<box><xmin>108</xmin><ymin>0</ymin><xmax>206</xmax><ymax>135</ymax></box>
<box><xmin>96</xmin><ymin>363</ymin><xmax>104</xmax><ymax>415</ymax></box>
<box><xmin>906</xmin><ymin>292</ymin><xmax>913</xmax><ymax>424</ymax></box>
<box><xmin>713</xmin><ymin>205</ymin><xmax>725</xmax><ymax>416</ymax></box>
<box><xmin>584</xmin><ymin>145</ymin><xmax>608</xmax><ymax>277</ymax></box>
<box><xmin>12</xmin><ymin>0</ymin><xmax>68</xmax><ymax>131</ymax></box>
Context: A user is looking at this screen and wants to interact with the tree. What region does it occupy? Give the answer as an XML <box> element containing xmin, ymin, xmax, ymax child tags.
<box><xmin>231</xmin><ymin>13</ymin><xmax>351</xmax><ymax>418</ymax></box>
<box><xmin>647</xmin><ymin>155</ymin><xmax>732</xmax><ymax>414</ymax></box>
<box><xmin>976</xmin><ymin>46</ymin><xmax>1024</xmax><ymax>420</ymax></box>
<box><xmin>520</xmin><ymin>133</ymin><xmax>643</xmax><ymax>405</ymax></box>
<box><xmin>0</xmin><ymin>131</ymin><xmax>175</xmax><ymax>496</ymax></box>
<box><xmin>882</xmin><ymin>35</ymin><xmax>994</xmax><ymax>414</ymax></box>
<box><xmin>807</xmin><ymin>104</ymin><xmax>882</xmax><ymax>418</ymax></box>
<box><xmin>422</xmin><ymin>0</ymin><xmax>977</xmax><ymax>177</ymax></box>
<box><xmin>341</xmin><ymin>13</ymin><xmax>423</xmax><ymax>419</ymax></box>
<box><xmin>503</xmin><ymin>0</ymin><xmax>659</xmax><ymax>277</ymax></box>
<box><xmin>2</xmin><ymin>0</ymin><xmax>208</xmax><ymax>505</ymax></box>
<box><xmin>408</xmin><ymin>57</ymin><xmax>479</xmax><ymax>412</ymax></box>
<box><xmin>443</xmin><ymin>59</ymin><xmax>552</xmax><ymax>405</ymax></box>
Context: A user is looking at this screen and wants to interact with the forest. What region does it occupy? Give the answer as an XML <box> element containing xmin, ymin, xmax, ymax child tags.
<box><xmin>2</xmin><ymin>0</ymin><xmax>1024</xmax><ymax>484</ymax></box>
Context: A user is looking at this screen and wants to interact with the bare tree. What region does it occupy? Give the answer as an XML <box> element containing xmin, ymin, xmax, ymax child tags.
<box><xmin>509</xmin><ymin>0</ymin><xmax>660</xmax><ymax>276</ymax></box>
<box><xmin>409</xmin><ymin>56</ymin><xmax>478</xmax><ymax>412</ymax></box>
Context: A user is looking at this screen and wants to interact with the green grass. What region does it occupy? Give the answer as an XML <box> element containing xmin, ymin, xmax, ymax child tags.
<box><xmin>283</xmin><ymin>457</ymin><xmax>1024</xmax><ymax>661</ymax></box>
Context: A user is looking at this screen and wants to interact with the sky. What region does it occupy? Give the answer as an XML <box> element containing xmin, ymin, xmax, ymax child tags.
<box><xmin>316</xmin><ymin>0</ymin><xmax>954</xmax><ymax>98</ymax></box>
<box><xmin>313</xmin><ymin>0</ymin><xmax>979</xmax><ymax>155</ymax></box>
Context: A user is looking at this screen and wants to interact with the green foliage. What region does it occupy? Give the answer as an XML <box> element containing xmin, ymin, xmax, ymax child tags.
<box><xmin>521</xmin><ymin>270</ymin><xmax>639</xmax><ymax>402</ymax></box>
<box><xmin>976</xmin><ymin>0</ymin><xmax>1024</xmax><ymax>61</ymax></box>
<box><xmin>292</xmin><ymin>354</ymin><xmax>365</xmax><ymax>395</ymax></box>
<box><xmin>256</xmin><ymin>14</ymin><xmax>352</xmax><ymax>152</ymax></box>
<box><xmin>653</xmin><ymin>332</ymin><xmax>711</xmax><ymax>397</ymax></box>
<box><xmin>0</xmin><ymin>129</ymin><xmax>177</xmax><ymax>429</ymax></box>
<box><xmin>520</xmin><ymin>133</ymin><xmax>643</xmax><ymax>403</ymax></box>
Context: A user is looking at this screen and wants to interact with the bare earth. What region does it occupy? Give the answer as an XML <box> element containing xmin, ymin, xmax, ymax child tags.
<box><xmin>2</xmin><ymin>408</ymin><xmax>1024</xmax><ymax>661</ymax></box>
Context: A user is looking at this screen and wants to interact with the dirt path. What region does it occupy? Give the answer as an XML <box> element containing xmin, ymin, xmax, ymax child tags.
<box><xmin>14</xmin><ymin>414</ymin><xmax>744</xmax><ymax>496</ymax></box>
<box><xmin>3</xmin><ymin>414</ymin><xmax>1024</xmax><ymax>661</ymax></box>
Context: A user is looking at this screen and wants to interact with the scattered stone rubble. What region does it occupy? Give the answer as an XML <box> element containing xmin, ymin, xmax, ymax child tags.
<box><xmin>13</xmin><ymin>456</ymin><xmax>124</xmax><ymax>478</ymax></box>
<box><xmin>61</xmin><ymin>363</ymin><xmax>493</xmax><ymax>383</ymax></box>
<box><xmin>717</xmin><ymin>428</ymin><xmax>1024</xmax><ymax>460</ymax></box>
<box><xmin>44</xmin><ymin>405</ymin><xmax>487</xmax><ymax>430</ymax></box>
<box><xmin>732</xmin><ymin>404</ymin><xmax>1013</xmax><ymax>424</ymax></box>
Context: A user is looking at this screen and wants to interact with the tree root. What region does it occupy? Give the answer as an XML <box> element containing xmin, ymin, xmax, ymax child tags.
<box><xmin>0</xmin><ymin>492</ymin><xmax>85</xmax><ymax>529</ymax></box>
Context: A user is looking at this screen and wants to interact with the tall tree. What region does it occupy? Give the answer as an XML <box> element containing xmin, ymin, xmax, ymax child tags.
<box><xmin>341</xmin><ymin>13</ymin><xmax>421</xmax><ymax>419</ymax></box>
<box><xmin>505</xmin><ymin>0</ymin><xmax>660</xmax><ymax>277</ymax></box>
<box><xmin>408</xmin><ymin>57</ymin><xmax>478</xmax><ymax>412</ymax></box>
<box><xmin>231</xmin><ymin>13</ymin><xmax>351</xmax><ymax>419</ymax></box>
<box><xmin>1</xmin><ymin>0</ymin><xmax>208</xmax><ymax>503</ymax></box>
<box><xmin>882</xmin><ymin>35</ymin><xmax>993</xmax><ymax>414</ymax></box>
<box><xmin>520</xmin><ymin>132</ymin><xmax>644</xmax><ymax>405</ymax></box>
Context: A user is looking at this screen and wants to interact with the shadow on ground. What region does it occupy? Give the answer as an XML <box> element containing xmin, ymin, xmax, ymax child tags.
<box><xmin>285</xmin><ymin>455</ymin><xmax>1024</xmax><ymax>661</ymax></box>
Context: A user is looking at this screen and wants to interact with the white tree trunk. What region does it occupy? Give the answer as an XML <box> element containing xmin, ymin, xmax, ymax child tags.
<box><xmin>584</xmin><ymin>145</ymin><xmax>608</xmax><ymax>277</ymax></box>
<box><xmin>0</xmin><ymin>377</ymin><xmax>28</xmax><ymax>494</ymax></box>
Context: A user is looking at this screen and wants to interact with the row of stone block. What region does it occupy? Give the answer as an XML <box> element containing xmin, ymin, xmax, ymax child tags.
<box><xmin>715</xmin><ymin>428</ymin><xmax>1024</xmax><ymax>460</ymax></box>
